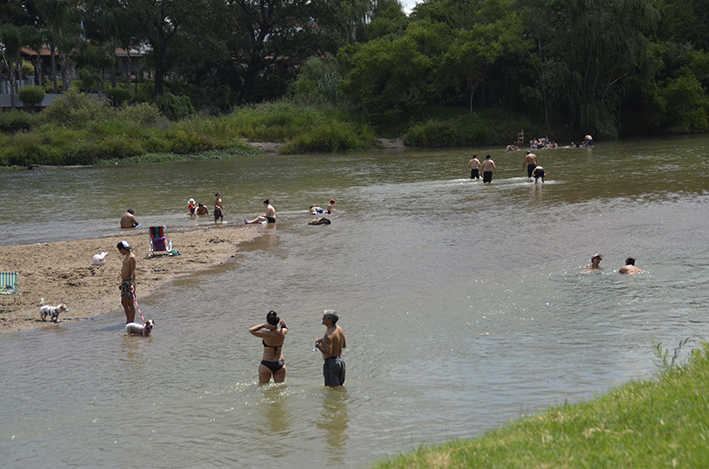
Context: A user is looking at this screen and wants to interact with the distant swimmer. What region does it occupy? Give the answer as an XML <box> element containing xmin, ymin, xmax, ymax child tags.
<box><xmin>517</xmin><ymin>129</ymin><xmax>524</xmax><ymax>147</ymax></box>
<box><xmin>581</xmin><ymin>253</ymin><xmax>603</xmax><ymax>271</ymax></box>
<box><xmin>583</xmin><ymin>135</ymin><xmax>593</xmax><ymax>147</ymax></box>
<box><xmin>120</xmin><ymin>208</ymin><xmax>139</xmax><ymax>228</ymax></box>
<box><xmin>480</xmin><ymin>155</ymin><xmax>497</xmax><ymax>183</ymax></box>
<box><xmin>533</xmin><ymin>165</ymin><xmax>545</xmax><ymax>183</ymax></box>
<box><xmin>523</xmin><ymin>151</ymin><xmax>538</xmax><ymax>178</ymax></box>
<box><xmin>619</xmin><ymin>257</ymin><xmax>641</xmax><ymax>274</ymax></box>
<box><xmin>466</xmin><ymin>155</ymin><xmax>482</xmax><ymax>179</ymax></box>
<box><xmin>327</xmin><ymin>199</ymin><xmax>336</xmax><ymax>214</ymax></box>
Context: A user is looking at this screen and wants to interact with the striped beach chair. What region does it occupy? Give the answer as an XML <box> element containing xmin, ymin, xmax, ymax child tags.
<box><xmin>148</xmin><ymin>226</ymin><xmax>172</xmax><ymax>257</ymax></box>
<box><xmin>0</xmin><ymin>271</ymin><xmax>19</xmax><ymax>311</ymax></box>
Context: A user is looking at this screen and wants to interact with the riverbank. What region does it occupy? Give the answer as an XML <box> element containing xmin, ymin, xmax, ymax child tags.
<box><xmin>0</xmin><ymin>226</ymin><xmax>260</xmax><ymax>334</ymax></box>
<box><xmin>373</xmin><ymin>343</ymin><xmax>709</xmax><ymax>468</ymax></box>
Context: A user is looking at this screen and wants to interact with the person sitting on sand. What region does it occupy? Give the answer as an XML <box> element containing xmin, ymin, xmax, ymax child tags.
<box><xmin>196</xmin><ymin>203</ymin><xmax>209</xmax><ymax>215</ymax></box>
<box><xmin>619</xmin><ymin>257</ymin><xmax>641</xmax><ymax>274</ymax></box>
<box><xmin>245</xmin><ymin>200</ymin><xmax>276</xmax><ymax>224</ymax></box>
<box><xmin>120</xmin><ymin>209</ymin><xmax>139</xmax><ymax>228</ymax></box>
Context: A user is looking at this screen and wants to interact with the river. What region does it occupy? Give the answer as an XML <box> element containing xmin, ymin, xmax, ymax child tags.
<box><xmin>1</xmin><ymin>135</ymin><xmax>709</xmax><ymax>468</ymax></box>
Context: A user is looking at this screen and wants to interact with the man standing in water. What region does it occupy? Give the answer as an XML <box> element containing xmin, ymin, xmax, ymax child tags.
<box><xmin>522</xmin><ymin>151</ymin><xmax>538</xmax><ymax>178</ymax></box>
<box><xmin>315</xmin><ymin>310</ymin><xmax>347</xmax><ymax>388</ymax></box>
<box><xmin>214</xmin><ymin>192</ymin><xmax>223</xmax><ymax>224</ymax></box>
<box><xmin>481</xmin><ymin>154</ymin><xmax>497</xmax><ymax>183</ymax></box>
<box><xmin>465</xmin><ymin>154</ymin><xmax>482</xmax><ymax>180</ymax></box>
<box><xmin>117</xmin><ymin>240</ymin><xmax>137</xmax><ymax>323</ymax></box>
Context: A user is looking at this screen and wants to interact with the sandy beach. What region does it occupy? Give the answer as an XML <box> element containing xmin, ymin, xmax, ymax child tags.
<box><xmin>0</xmin><ymin>225</ymin><xmax>260</xmax><ymax>334</ymax></box>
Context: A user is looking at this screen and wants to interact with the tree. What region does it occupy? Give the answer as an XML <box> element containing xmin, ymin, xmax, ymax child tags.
<box><xmin>20</xmin><ymin>25</ymin><xmax>48</xmax><ymax>87</ymax></box>
<box><xmin>226</xmin><ymin>0</ymin><xmax>346</xmax><ymax>101</ymax></box>
<box><xmin>19</xmin><ymin>84</ymin><xmax>46</xmax><ymax>113</ymax></box>
<box><xmin>339</xmin><ymin>34</ymin><xmax>432</xmax><ymax>122</ymax></box>
<box><xmin>0</xmin><ymin>24</ymin><xmax>23</xmax><ymax>109</ymax></box>
<box><xmin>36</xmin><ymin>0</ymin><xmax>78</xmax><ymax>93</ymax></box>
<box><xmin>521</xmin><ymin>0</ymin><xmax>660</xmax><ymax>137</ymax></box>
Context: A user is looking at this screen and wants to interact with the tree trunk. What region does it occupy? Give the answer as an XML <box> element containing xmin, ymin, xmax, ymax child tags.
<box><xmin>125</xmin><ymin>52</ymin><xmax>132</xmax><ymax>94</ymax></box>
<box><xmin>50</xmin><ymin>43</ymin><xmax>58</xmax><ymax>93</ymax></box>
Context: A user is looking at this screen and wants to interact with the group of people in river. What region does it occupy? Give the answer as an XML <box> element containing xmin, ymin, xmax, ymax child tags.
<box><xmin>249</xmin><ymin>309</ymin><xmax>347</xmax><ymax>388</ymax></box>
<box><xmin>466</xmin><ymin>150</ymin><xmax>545</xmax><ymax>184</ymax></box>
<box><xmin>506</xmin><ymin>129</ymin><xmax>594</xmax><ymax>151</ymax></box>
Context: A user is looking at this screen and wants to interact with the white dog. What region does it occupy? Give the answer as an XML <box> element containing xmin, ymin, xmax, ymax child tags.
<box><xmin>126</xmin><ymin>319</ymin><xmax>155</xmax><ymax>337</ymax></box>
<box><xmin>39</xmin><ymin>298</ymin><xmax>68</xmax><ymax>322</ymax></box>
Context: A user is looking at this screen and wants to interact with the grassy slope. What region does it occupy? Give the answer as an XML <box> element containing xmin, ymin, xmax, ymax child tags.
<box><xmin>373</xmin><ymin>344</ymin><xmax>709</xmax><ymax>468</ymax></box>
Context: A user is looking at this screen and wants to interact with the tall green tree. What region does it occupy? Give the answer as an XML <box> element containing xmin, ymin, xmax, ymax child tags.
<box><xmin>0</xmin><ymin>23</ymin><xmax>23</xmax><ymax>108</ymax></box>
<box><xmin>36</xmin><ymin>0</ymin><xmax>78</xmax><ymax>93</ymax></box>
<box><xmin>521</xmin><ymin>0</ymin><xmax>659</xmax><ymax>137</ymax></box>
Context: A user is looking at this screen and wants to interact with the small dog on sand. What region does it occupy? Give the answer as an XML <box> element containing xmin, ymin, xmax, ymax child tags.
<box><xmin>126</xmin><ymin>319</ymin><xmax>155</xmax><ymax>337</ymax></box>
<box><xmin>39</xmin><ymin>298</ymin><xmax>68</xmax><ymax>322</ymax></box>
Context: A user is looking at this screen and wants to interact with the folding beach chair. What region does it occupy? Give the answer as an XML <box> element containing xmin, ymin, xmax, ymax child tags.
<box><xmin>148</xmin><ymin>226</ymin><xmax>173</xmax><ymax>257</ymax></box>
<box><xmin>0</xmin><ymin>271</ymin><xmax>19</xmax><ymax>312</ymax></box>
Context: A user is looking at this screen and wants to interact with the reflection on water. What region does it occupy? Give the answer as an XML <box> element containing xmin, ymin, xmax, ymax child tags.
<box><xmin>2</xmin><ymin>135</ymin><xmax>709</xmax><ymax>468</ymax></box>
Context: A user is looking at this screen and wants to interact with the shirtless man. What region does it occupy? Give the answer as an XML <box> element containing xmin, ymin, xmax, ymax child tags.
<box><xmin>245</xmin><ymin>199</ymin><xmax>276</xmax><ymax>224</ymax></box>
<box><xmin>481</xmin><ymin>155</ymin><xmax>497</xmax><ymax>183</ymax></box>
<box><xmin>196</xmin><ymin>203</ymin><xmax>209</xmax><ymax>215</ymax></box>
<box><xmin>584</xmin><ymin>134</ymin><xmax>594</xmax><ymax>147</ymax></box>
<box><xmin>117</xmin><ymin>240</ymin><xmax>137</xmax><ymax>323</ymax></box>
<box><xmin>214</xmin><ymin>193</ymin><xmax>223</xmax><ymax>224</ymax></box>
<box><xmin>120</xmin><ymin>209</ymin><xmax>139</xmax><ymax>228</ymax></box>
<box><xmin>315</xmin><ymin>310</ymin><xmax>347</xmax><ymax>388</ymax></box>
<box><xmin>466</xmin><ymin>155</ymin><xmax>482</xmax><ymax>180</ymax></box>
<box><xmin>517</xmin><ymin>129</ymin><xmax>524</xmax><ymax>147</ymax></box>
<box><xmin>533</xmin><ymin>165</ymin><xmax>545</xmax><ymax>183</ymax></box>
<box><xmin>523</xmin><ymin>151</ymin><xmax>538</xmax><ymax>178</ymax></box>
<box><xmin>619</xmin><ymin>257</ymin><xmax>641</xmax><ymax>274</ymax></box>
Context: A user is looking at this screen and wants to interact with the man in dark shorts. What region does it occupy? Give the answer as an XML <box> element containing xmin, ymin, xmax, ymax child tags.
<box><xmin>214</xmin><ymin>193</ymin><xmax>223</xmax><ymax>224</ymax></box>
<box><xmin>481</xmin><ymin>154</ymin><xmax>497</xmax><ymax>183</ymax></box>
<box><xmin>117</xmin><ymin>240</ymin><xmax>137</xmax><ymax>323</ymax></box>
<box><xmin>523</xmin><ymin>151</ymin><xmax>538</xmax><ymax>178</ymax></box>
<box><xmin>533</xmin><ymin>165</ymin><xmax>545</xmax><ymax>183</ymax></box>
<box><xmin>245</xmin><ymin>200</ymin><xmax>276</xmax><ymax>224</ymax></box>
<box><xmin>314</xmin><ymin>310</ymin><xmax>346</xmax><ymax>387</ymax></box>
<box><xmin>466</xmin><ymin>155</ymin><xmax>481</xmax><ymax>180</ymax></box>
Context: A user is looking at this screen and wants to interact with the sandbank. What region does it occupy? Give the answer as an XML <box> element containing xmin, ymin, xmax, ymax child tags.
<box><xmin>0</xmin><ymin>225</ymin><xmax>260</xmax><ymax>334</ymax></box>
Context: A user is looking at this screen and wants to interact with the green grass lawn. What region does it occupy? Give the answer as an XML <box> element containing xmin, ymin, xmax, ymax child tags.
<box><xmin>373</xmin><ymin>341</ymin><xmax>709</xmax><ymax>468</ymax></box>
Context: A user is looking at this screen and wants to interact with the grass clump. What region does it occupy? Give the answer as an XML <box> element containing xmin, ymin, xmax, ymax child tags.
<box><xmin>373</xmin><ymin>340</ymin><xmax>709</xmax><ymax>468</ymax></box>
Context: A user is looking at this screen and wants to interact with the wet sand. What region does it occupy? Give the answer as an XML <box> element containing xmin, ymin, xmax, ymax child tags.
<box><xmin>0</xmin><ymin>225</ymin><xmax>260</xmax><ymax>333</ymax></box>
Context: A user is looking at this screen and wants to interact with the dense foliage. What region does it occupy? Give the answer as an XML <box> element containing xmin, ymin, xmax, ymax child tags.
<box><xmin>0</xmin><ymin>0</ymin><xmax>708</xmax><ymax>152</ymax></box>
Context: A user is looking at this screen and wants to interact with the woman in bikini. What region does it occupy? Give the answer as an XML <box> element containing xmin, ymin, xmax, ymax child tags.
<box><xmin>248</xmin><ymin>311</ymin><xmax>289</xmax><ymax>385</ymax></box>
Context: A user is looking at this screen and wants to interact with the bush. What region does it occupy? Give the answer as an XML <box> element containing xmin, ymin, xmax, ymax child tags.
<box><xmin>109</xmin><ymin>87</ymin><xmax>133</xmax><ymax>107</ymax></box>
<box><xmin>35</xmin><ymin>87</ymin><xmax>114</xmax><ymax>127</ymax></box>
<box><xmin>116</xmin><ymin>102</ymin><xmax>162</xmax><ymax>125</ymax></box>
<box><xmin>156</xmin><ymin>92</ymin><xmax>195</xmax><ymax>121</ymax></box>
<box><xmin>19</xmin><ymin>85</ymin><xmax>46</xmax><ymax>111</ymax></box>
<box><xmin>0</xmin><ymin>110</ymin><xmax>32</xmax><ymax>133</ymax></box>
<box><xmin>403</xmin><ymin>116</ymin><xmax>496</xmax><ymax>148</ymax></box>
<box><xmin>281</xmin><ymin>121</ymin><xmax>373</xmax><ymax>153</ymax></box>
